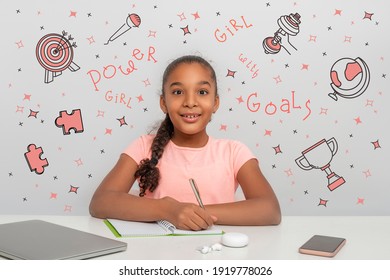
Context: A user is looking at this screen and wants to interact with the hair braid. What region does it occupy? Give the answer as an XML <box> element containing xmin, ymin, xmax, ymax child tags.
<box><xmin>135</xmin><ymin>114</ymin><xmax>173</xmax><ymax>196</ymax></box>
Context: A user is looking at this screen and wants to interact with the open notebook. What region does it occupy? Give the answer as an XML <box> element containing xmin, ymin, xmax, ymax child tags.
<box><xmin>105</xmin><ymin>219</ymin><xmax>223</xmax><ymax>237</ymax></box>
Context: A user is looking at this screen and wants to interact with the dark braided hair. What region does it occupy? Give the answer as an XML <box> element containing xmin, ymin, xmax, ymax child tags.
<box><xmin>134</xmin><ymin>55</ymin><xmax>217</xmax><ymax>196</ymax></box>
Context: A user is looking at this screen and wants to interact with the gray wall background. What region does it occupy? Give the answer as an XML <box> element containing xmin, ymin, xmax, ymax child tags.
<box><xmin>1</xmin><ymin>0</ymin><xmax>388</xmax><ymax>215</ymax></box>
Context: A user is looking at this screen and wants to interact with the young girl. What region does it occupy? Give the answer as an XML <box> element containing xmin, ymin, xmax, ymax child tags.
<box><xmin>89</xmin><ymin>55</ymin><xmax>281</xmax><ymax>230</ymax></box>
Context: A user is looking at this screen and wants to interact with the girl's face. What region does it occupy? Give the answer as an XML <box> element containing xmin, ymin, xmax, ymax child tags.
<box><xmin>160</xmin><ymin>62</ymin><xmax>219</xmax><ymax>146</ymax></box>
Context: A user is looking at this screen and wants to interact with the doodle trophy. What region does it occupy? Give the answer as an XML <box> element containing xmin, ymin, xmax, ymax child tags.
<box><xmin>295</xmin><ymin>138</ymin><xmax>345</xmax><ymax>191</ymax></box>
<box><xmin>262</xmin><ymin>13</ymin><xmax>301</xmax><ymax>55</ymax></box>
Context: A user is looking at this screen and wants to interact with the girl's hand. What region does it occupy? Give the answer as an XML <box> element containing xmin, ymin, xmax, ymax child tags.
<box><xmin>161</xmin><ymin>197</ymin><xmax>217</xmax><ymax>231</ymax></box>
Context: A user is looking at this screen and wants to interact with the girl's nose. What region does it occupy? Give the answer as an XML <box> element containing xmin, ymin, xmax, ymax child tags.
<box><xmin>183</xmin><ymin>92</ymin><xmax>198</xmax><ymax>108</ymax></box>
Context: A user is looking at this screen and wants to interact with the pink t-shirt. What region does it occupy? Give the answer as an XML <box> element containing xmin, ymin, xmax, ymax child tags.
<box><xmin>123</xmin><ymin>135</ymin><xmax>256</xmax><ymax>205</ymax></box>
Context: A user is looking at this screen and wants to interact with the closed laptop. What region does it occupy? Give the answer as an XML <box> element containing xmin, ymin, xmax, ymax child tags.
<box><xmin>0</xmin><ymin>220</ymin><xmax>127</xmax><ymax>260</ymax></box>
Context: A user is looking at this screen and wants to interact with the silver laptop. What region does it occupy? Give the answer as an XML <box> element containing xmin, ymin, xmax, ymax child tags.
<box><xmin>0</xmin><ymin>220</ymin><xmax>127</xmax><ymax>260</ymax></box>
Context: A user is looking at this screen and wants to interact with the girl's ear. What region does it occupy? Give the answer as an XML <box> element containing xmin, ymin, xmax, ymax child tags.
<box><xmin>213</xmin><ymin>95</ymin><xmax>220</xmax><ymax>113</ymax></box>
<box><xmin>160</xmin><ymin>95</ymin><xmax>167</xmax><ymax>114</ymax></box>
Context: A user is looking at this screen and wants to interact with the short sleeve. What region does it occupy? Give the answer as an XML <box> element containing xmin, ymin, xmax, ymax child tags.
<box><xmin>231</xmin><ymin>140</ymin><xmax>257</xmax><ymax>177</ymax></box>
<box><xmin>122</xmin><ymin>135</ymin><xmax>154</xmax><ymax>164</ymax></box>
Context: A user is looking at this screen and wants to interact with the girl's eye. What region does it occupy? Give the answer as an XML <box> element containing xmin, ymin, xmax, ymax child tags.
<box><xmin>199</xmin><ymin>90</ymin><xmax>208</xmax><ymax>95</ymax></box>
<box><xmin>172</xmin><ymin>90</ymin><xmax>183</xmax><ymax>95</ymax></box>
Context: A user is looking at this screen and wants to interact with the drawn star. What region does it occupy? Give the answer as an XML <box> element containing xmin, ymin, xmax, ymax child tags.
<box><xmin>74</xmin><ymin>158</ymin><xmax>83</xmax><ymax>166</ymax></box>
<box><xmin>320</xmin><ymin>108</ymin><xmax>328</xmax><ymax>115</ymax></box>
<box><xmin>284</xmin><ymin>168</ymin><xmax>293</xmax><ymax>177</ymax></box>
<box><xmin>180</xmin><ymin>25</ymin><xmax>191</xmax><ymax>35</ymax></box>
<box><xmin>318</xmin><ymin>198</ymin><xmax>328</xmax><ymax>207</ymax></box>
<box><xmin>16</xmin><ymin>105</ymin><xmax>24</xmax><ymax>113</ymax></box>
<box><xmin>226</xmin><ymin>69</ymin><xmax>236</xmax><ymax>78</ymax></box>
<box><xmin>192</xmin><ymin>11</ymin><xmax>200</xmax><ymax>20</ymax></box>
<box><xmin>236</xmin><ymin>96</ymin><xmax>244</xmax><ymax>103</ymax></box>
<box><xmin>105</xmin><ymin>128</ymin><xmax>112</xmax><ymax>135</ymax></box>
<box><xmin>264</xmin><ymin>129</ymin><xmax>272</xmax><ymax>136</ymax></box>
<box><xmin>344</xmin><ymin>36</ymin><xmax>352</xmax><ymax>43</ymax></box>
<box><xmin>365</xmin><ymin>99</ymin><xmax>374</xmax><ymax>107</ymax></box>
<box><xmin>273</xmin><ymin>75</ymin><xmax>282</xmax><ymax>84</ymax></box>
<box><xmin>23</xmin><ymin>94</ymin><xmax>31</xmax><ymax>101</ymax></box>
<box><xmin>363</xmin><ymin>11</ymin><xmax>374</xmax><ymax>20</ymax></box>
<box><xmin>371</xmin><ymin>139</ymin><xmax>381</xmax><ymax>149</ymax></box>
<box><xmin>334</xmin><ymin>9</ymin><xmax>342</xmax><ymax>16</ymax></box>
<box><xmin>309</xmin><ymin>35</ymin><xmax>317</xmax><ymax>42</ymax></box>
<box><xmin>69</xmin><ymin>185</ymin><xmax>79</xmax><ymax>194</ymax></box>
<box><xmin>64</xmin><ymin>205</ymin><xmax>72</xmax><ymax>212</ymax></box>
<box><xmin>50</xmin><ymin>192</ymin><xmax>57</xmax><ymax>199</ymax></box>
<box><xmin>143</xmin><ymin>79</ymin><xmax>151</xmax><ymax>87</ymax></box>
<box><xmin>69</xmin><ymin>10</ymin><xmax>77</xmax><ymax>17</ymax></box>
<box><xmin>177</xmin><ymin>12</ymin><xmax>186</xmax><ymax>21</ymax></box>
<box><xmin>220</xmin><ymin>124</ymin><xmax>227</xmax><ymax>131</ymax></box>
<box><xmin>273</xmin><ymin>145</ymin><xmax>282</xmax><ymax>154</ymax></box>
<box><xmin>354</xmin><ymin>117</ymin><xmax>362</xmax><ymax>124</ymax></box>
<box><xmin>148</xmin><ymin>30</ymin><xmax>157</xmax><ymax>37</ymax></box>
<box><xmin>136</xmin><ymin>95</ymin><xmax>144</xmax><ymax>102</ymax></box>
<box><xmin>15</xmin><ymin>40</ymin><xmax>24</xmax><ymax>48</ymax></box>
<box><xmin>304</xmin><ymin>190</ymin><xmax>309</xmax><ymax>195</ymax></box>
<box><xmin>117</xmin><ymin>116</ymin><xmax>127</xmax><ymax>127</ymax></box>
<box><xmin>301</xmin><ymin>64</ymin><xmax>309</xmax><ymax>70</ymax></box>
<box><xmin>97</xmin><ymin>110</ymin><xmax>105</xmax><ymax>117</ymax></box>
<box><xmin>363</xmin><ymin>169</ymin><xmax>371</xmax><ymax>178</ymax></box>
<box><xmin>87</xmin><ymin>36</ymin><xmax>95</xmax><ymax>44</ymax></box>
<box><xmin>357</xmin><ymin>198</ymin><xmax>365</xmax><ymax>205</ymax></box>
<box><xmin>28</xmin><ymin>110</ymin><xmax>39</xmax><ymax>118</ymax></box>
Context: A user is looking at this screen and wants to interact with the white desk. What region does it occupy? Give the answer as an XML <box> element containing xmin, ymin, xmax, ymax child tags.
<box><xmin>0</xmin><ymin>215</ymin><xmax>389</xmax><ymax>260</ymax></box>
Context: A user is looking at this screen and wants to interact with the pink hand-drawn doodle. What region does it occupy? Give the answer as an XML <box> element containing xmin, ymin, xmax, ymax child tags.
<box><xmin>328</xmin><ymin>57</ymin><xmax>370</xmax><ymax>101</ymax></box>
<box><xmin>104</xmin><ymin>13</ymin><xmax>141</xmax><ymax>45</ymax></box>
<box><xmin>295</xmin><ymin>138</ymin><xmax>345</xmax><ymax>191</ymax></box>
<box><xmin>55</xmin><ymin>109</ymin><xmax>84</xmax><ymax>135</ymax></box>
<box><xmin>263</xmin><ymin>13</ymin><xmax>301</xmax><ymax>55</ymax></box>
<box><xmin>24</xmin><ymin>144</ymin><xmax>49</xmax><ymax>175</ymax></box>
<box><xmin>36</xmin><ymin>31</ymin><xmax>80</xmax><ymax>83</ymax></box>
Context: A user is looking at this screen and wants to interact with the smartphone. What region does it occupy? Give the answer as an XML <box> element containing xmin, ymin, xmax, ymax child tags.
<box><xmin>299</xmin><ymin>235</ymin><xmax>346</xmax><ymax>257</ymax></box>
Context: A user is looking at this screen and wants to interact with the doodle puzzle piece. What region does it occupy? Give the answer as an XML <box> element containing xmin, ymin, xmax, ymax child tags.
<box><xmin>55</xmin><ymin>109</ymin><xmax>84</xmax><ymax>135</ymax></box>
<box><xmin>24</xmin><ymin>144</ymin><xmax>49</xmax><ymax>175</ymax></box>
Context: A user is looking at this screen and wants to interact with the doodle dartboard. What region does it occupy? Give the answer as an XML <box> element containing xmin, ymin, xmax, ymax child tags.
<box><xmin>36</xmin><ymin>33</ymin><xmax>74</xmax><ymax>72</ymax></box>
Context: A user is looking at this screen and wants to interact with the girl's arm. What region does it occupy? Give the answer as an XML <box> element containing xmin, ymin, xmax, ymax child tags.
<box><xmin>205</xmin><ymin>159</ymin><xmax>281</xmax><ymax>226</ymax></box>
<box><xmin>89</xmin><ymin>154</ymin><xmax>215</xmax><ymax>230</ymax></box>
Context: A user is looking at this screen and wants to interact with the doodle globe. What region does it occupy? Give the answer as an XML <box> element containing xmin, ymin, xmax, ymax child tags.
<box><xmin>329</xmin><ymin>57</ymin><xmax>369</xmax><ymax>100</ymax></box>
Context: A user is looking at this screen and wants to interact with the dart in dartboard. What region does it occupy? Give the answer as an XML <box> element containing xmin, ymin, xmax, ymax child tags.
<box><xmin>104</xmin><ymin>13</ymin><xmax>141</xmax><ymax>45</ymax></box>
<box><xmin>36</xmin><ymin>31</ymin><xmax>80</xmax><ymax>83</ymax></box>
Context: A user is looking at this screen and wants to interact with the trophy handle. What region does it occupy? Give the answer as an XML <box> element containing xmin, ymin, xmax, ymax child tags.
<box><xmin>295</xmin><ymin>155</ymin><xmax>313</xmax><ymax>171</ymax></box>
<box><xmin>326</xmin><ymin>137</ymin><xmax>338</xmax><ymax>156</ymax></box>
